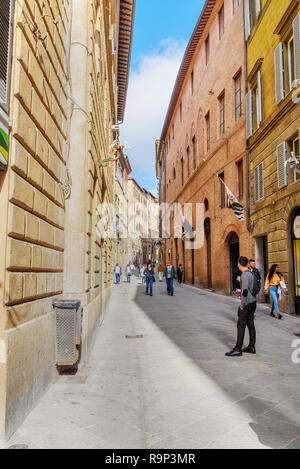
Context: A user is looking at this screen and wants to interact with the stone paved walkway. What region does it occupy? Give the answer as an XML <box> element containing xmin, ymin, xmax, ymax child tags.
<box><xmin>4</xmin><ymin>276</ymin><xmax>300</xmax><ymax>449</ymax></box>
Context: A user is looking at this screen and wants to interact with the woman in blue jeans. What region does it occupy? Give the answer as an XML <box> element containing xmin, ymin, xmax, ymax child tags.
<box><xmin>144</xmin><ymin>263</ymin><xmax>155</xmax><ymax>296</ymax></box>
<box><xmin>264</xmin><ymin>264</ymin><xmax>285</xmax><ymax>320</ymax></box>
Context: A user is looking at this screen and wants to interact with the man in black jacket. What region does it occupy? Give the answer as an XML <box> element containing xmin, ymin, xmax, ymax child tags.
<box><xmin>226</xmin><ymin>256</ymin><xmax>257</xmax><ymax>357</ymax></box>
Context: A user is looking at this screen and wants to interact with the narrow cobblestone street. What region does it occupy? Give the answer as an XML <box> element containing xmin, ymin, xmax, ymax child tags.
<box><xmin>4</xmin><ymin>276</ymin><xmax>300</xmax><ymax>449</ymax></box>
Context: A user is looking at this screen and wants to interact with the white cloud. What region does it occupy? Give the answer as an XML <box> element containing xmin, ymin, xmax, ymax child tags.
<box><xmin>121</xmin><ymin>39</ymin><xmax>186</xmax><ymax>192</ymax></box>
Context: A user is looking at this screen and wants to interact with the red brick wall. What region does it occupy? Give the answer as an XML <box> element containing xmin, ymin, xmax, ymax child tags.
<box><xmin>162</xmin><ymin>0</ymin><xmax>253</xmax><ymax>294</ymax></box>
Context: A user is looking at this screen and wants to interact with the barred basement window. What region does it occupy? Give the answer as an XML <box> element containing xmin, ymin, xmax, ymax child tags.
<box><xmin>0</xmin><ymin>0</ymin><xmax>13</xmax><ymax>111</ymax></box>
<box><xmin>254</xmin><ymin>162</ymin><xmax>264</xmax><ymax>202</ymax></box>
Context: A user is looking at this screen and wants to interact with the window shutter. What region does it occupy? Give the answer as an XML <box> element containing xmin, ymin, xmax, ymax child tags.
<box><xmin>293</xmin><ymin>12</ymin><xmax>300</xmax><ymax>81</ymax></box>
<box><xmin>257</xmin><ymin>70</ymin><xmax>263</xmax><ymax>126</ymax></box>
<box><xmin>255</xmin><ymin>0</ymin><xmax>261</xmax><ymax>17</ymax></box>
<box><xmin>274</xmin><ymin>43</ymin><xmax>285</xmax><ymax>105</ymax></box>
<box><xmin>244</xmin><ymin>0</ymin><xmax>251</xmax><ymax>39</ymax></box>
<box><xmin>259</xmin><ymin>163</ymin><xmax>264</xmax><ymax>199</ymax></box>
<box><xmin>254</xmin><ymin>163</ymin><xmax>264</xmax><ymax>202</ymax></box>
<box><xmin>0</xmin><ymin>1</ymin><xmax>12</xmax><ymax>109</ymax></box>
<box><xmin>254</xmin><ymin>166</ymin><xmax>259</xmax><ymax>202</ymax></box>
<box><xmin>246</xmin><ymin>90</ymin><xmax>253</xmax><ymax>139</ymax></box>
<box><xmin>277</xmin><ymin>142</ymin><xmax>288</xmax><ymax>189</ymax></box>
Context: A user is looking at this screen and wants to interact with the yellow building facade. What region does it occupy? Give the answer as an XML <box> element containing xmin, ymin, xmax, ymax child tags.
<box><xmin>0</xmin><ymin>0</ymin><xmax>135</xmax><ymax>440</ymax></box>
<box><xmin>246</xmin><ymin>0</ymin><xmax>300</xmax><ymax>313</ymax></box>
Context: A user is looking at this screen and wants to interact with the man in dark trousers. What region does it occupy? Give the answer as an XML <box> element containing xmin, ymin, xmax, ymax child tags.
<box><xmin>177</xmin><ymin>264</ymin><xmax>183</xmax><ymax>283</ymax></box>
<box><xmin>226</xmin><ymin>256</ymin><xmax>257</xmax><ymax>357</ymax></box>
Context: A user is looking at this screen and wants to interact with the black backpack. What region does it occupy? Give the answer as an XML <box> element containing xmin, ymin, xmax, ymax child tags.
<box><xmin>251</xmin><ymin>270</ymin><xmax>261</xmax><ymax>296</ymax></box>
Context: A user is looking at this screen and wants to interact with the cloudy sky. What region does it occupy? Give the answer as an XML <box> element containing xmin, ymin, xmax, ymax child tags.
<box><xmin>121</xmin><ymin>0</ymin><xmax>205</xmax><ymax>194</ymax></box>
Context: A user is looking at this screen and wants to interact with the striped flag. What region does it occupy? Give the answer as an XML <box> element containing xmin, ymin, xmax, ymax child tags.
<box><xmin>220</xmin><ymin>178</ymin><xmax>245</xmax><ymax>221</ymax></box>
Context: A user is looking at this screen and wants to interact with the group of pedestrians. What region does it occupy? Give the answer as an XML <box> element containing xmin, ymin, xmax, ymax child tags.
<box><xmin>114</xmin><ymin>262</ymin><xmax>135</xmax><ymax>284</ymax></box>
<box><xmin>226</xmin><ymin>256</ymin><xmax>287</xmax><ymax>357</ymax></box>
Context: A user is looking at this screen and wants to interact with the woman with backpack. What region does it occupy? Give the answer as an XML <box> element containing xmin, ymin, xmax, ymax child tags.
<box><xmin>264</xmin><ymin>264</ymin><xmax>286</xmax><ymax>320</ymax></box>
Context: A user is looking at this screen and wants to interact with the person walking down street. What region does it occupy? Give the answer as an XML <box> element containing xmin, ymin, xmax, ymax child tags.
<box><xmin>130</xmin><ymin>263</ymin><xmax>135</xmax><ymax>276</ymax></box>
<box><xmin>158</xmin><ymin>263</ymin><xmax>164</xmax><ymax>282</ymax></box>
<box><xmin>114</xmin><ymin>264</ymin><xmax>122</xmax><ymax>285</ymax></box>
<box><xmin>126</xmin><ymin>264</ymin><xmax>131</xmax><ymax>283</ymax></box>
<box><xmin>226</xmin><ymin>256</ymin><xmax>258</xmax><ymax>357</ymax></box>
<box><xmin>264</xmin><ymin>264</ymin><xmax>287</xmax><ymax>320</ymax></box>
<box><xmin>248</xmin><ymin>259</ymin><xmax>262</xmax><ymax>319</ymax></box>
<box><xmin>164</xmin><ymin>261</ymin><xmax>175</xmax><ymax>296</ymax></box>
<box><xmin>177</xmin><ymin>264</ymin><xmax>183</xmax><ymax>284</ymax></box>
<box><xmin>145</xmin><ymin>263</ymin><xmax>155</xmax><ymax>296</ymax></box>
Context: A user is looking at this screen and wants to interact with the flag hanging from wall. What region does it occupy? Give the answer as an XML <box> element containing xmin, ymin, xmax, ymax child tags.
<box><xmin>219</xmin><ymin>178</ymin><xmax>245</xmax><ymax>221</ymax></box>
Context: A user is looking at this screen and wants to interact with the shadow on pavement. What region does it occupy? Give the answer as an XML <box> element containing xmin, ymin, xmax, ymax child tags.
<box><xmin>134</xmin><ymin>281</ymin><xmax>300</xmax><ymax>449</ymax></box>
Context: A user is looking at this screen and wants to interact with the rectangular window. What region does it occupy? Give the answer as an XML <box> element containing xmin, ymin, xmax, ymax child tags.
<box><xmin>192</xmin><ymin>136</ymin><xmax>196</xmax><ymax>169</ymax></box>
<box><xmin>172</xmin><ymin>123</ymin><xmax>174</xmax><ymax>140</ymax></box>
<box><xmin>219</xmin><ymin>172</ymin><xmax>225</xmax><ymax>208</ymax></box>
<box><xmin>254</xmin><ymin>162</ymin><xmax>264</xmax><ymax>202</ymax></box>
<box><xmin>181</xmin><ymin>158</ymin><xmax>184</xmax><ymax>186</ymax></box>
<box><xmin>288</xmin><ymin>36</ymin><xmax>296</xmax><ymax>91</ymax></box>
<box><xmin>219</xmin><ymin>92</ymin><xmax>225</xmax><ymax>135</ymax></box>
<box><xmin>206</xmin><ymin>113</ymin><xmax>210</xmax><ymax>152</ymax></box>
<box><xmin>219</xmin><ymin>5</ymin><xmax>225</xmax><ymax>39</ymax></box>
<box><xmin>205</xmin><ymin>35</ymin><xmax>210</xmax><ymax>66</ymax></box>
<box><xmin>187</xmin><ymin>147</ymin><xmax>190</xmax><ymax>178</ymax></box>
<box><xmin>0</xmin><ymin>0</ymin><xmax>13</xmax><ymax>110</ymax></box>
<box><xmin>235</xmin><ymin>72</ymin><xmax>242</xmax><ymax>120</ymax></box>
<box><xmin>237</xmin><ymin>160</ymin><xmax>244</xmax><ymax>199</ymax></box>
<box><xmin>293</xmin><ymin>136</ymin><xmax>300</xmax><ymax>181</ymax></box>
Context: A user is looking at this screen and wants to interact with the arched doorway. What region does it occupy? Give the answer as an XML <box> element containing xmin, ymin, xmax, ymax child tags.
<box><xmin>292</xmin><ymin>208</ymin><xmax>300</xmax><ymax>315</ymax></box>
<box><xmin>229</xmin><ymin>232</ymin><xmax>240</xmax><ymax>293</ymax></box>
<box><xmin>204</xmin><ymin>218</ymin><xmax>212</xmax><ymax>288</ymax></box>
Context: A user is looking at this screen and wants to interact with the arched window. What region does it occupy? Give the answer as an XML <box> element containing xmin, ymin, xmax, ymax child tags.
<box><xmin>204</xmin><ymin>198</ymin><xmax>209</xmax><ymax>211</ymax></box>
<box><xmin>173</xmin><ymin>167</ymin><xmax>176</xmax><ymax>180</ymax></box>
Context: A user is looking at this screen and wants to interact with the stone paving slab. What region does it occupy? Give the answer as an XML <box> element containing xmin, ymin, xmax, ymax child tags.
<box><xmin>3</xmin><ymin>277</ymin><xmax>300</xmax><ymax>449</ymax></box>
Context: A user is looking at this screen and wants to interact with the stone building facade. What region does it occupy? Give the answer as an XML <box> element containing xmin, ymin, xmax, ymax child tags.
<box><xmin>246</xmin><ymin>0</ymin><xmax>300</xmax><ymax>313</ymax></box>
<box><xmin>0</xmin><ymin>0</ymin><xmax>135</xmax><ymax>440</ymax></box>
<box><xmin>157</xmin><ymin>0</ymin><xmax>252</xmax><ymax>294</ymax></box>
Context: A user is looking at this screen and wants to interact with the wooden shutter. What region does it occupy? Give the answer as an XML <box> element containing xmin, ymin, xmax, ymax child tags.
<box><xmin>293</xmin><ymin>12</ymin><xmax>300</xmax><ymax>81</ymax></box>
<box><xmin>0</xmin><ymin>1</ymin><xmax>12</xmax><ymax>109</ymax></box>
<box><xmin>244</xmin><ymin>0</ymin><xmax>251</xmax><ymax>39</ymax></box>
<box><xmin>277</xmin><ymin>142</ymin><xmax>288</xmax><ymax>189</ymax></box>
<box><xmin>259</xmin><ymin>163</ymin><xmax>264</xmax><ymax>199</ymax></box>
<box><xmin>254</xmin><ymin>166</ymin><xmax>259</xmax><ymax>202</ymax></box>
<box><xmin>257</xmin><ymin>70</ymin><xmax>263</xmax><ymax>126</ymax></box>
<box><xmin>254</xmin><ymin>163</ymin><xmax>264</xmax><ymax>202</ymax></box>
<box><xmin>246</xmin><ymin>90</ymin><xmax>253</xmax><ymax>139</ymax></box>
<box><xmin>274</xmin><ymin>43</ymin><xmax>285</xmax><ymax>105</ymax></box>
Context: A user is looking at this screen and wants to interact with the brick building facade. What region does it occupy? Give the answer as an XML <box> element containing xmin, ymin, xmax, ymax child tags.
<box><xmin>157</xmin><ymin>0</ymin><xmax>252</xmax><ymax>294</ymax></box>
<box><xmin>0</xmin><ymin>0</ymin><xmax>135</xmax><ymax>440</ymax></box>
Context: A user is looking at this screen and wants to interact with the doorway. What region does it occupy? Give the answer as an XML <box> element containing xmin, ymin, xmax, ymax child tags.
<box><xmin>229</xmin><ymin>233</ymin><xmax>239</xmax><ymax>293</ymax></box>
<box><xmin>292</xmin><ymin>208</ymin><xmax>300</xmax><ymax>315</ymax></box>
<box><xmin>204</xmin><ymin>218</ymin><xmax>212</xmax><ymax>288</ymax></box>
